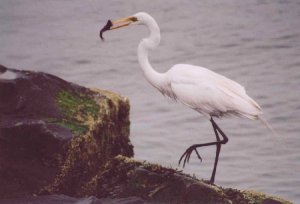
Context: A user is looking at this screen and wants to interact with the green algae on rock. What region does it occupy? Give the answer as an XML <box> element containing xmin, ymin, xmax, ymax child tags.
<box><xmin>48</xmin><ymin>89</ymin><xmax>103</xmax><ymax>136</ymax></box>
<box><xmin>56</xmin><ymin>90</ymin><xmax>100</xmax><ymax>120</ymax></box>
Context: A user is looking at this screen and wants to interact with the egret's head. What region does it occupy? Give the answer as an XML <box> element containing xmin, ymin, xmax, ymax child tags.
<box><xmin>100</xmin><ymin>12</ymin><xmax>155</xmax><ymax>40</ymax></box>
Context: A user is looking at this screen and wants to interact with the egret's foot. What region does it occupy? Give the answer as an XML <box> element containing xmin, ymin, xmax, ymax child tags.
<box><xmin>203</xmin><ymin>179</ymin><xmax>215</xmax><ymax>185</ymax></box>
<box><xmin>178</xmin><ymin>144</ymin><xmax>202</xmax><ymax>168</ymax></box>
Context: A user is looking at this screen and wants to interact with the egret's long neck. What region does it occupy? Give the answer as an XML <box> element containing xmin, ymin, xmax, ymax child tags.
<box><xmin>138</xmin><ymin>18</ymin><xmax>166</xmax><ymax>90</ymax></box>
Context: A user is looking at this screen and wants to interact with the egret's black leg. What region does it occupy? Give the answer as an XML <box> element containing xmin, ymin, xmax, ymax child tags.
<box><xmin>210</xmin><ymin>118</ymin><xmax>222</xmax><ymax>184</ymax></box>
<box><xmin>178</xmin><ymin>117</ymin><xmax>228</xmax><ymax>184</ymax></box>
<box><xmin>210</xmin><ymin>117</ymin><xmax>228</xmax><ymax>183</ymax></box>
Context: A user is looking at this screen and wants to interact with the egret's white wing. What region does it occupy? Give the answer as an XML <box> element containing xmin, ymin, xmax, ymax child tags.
<box><xmin>167</xmin><ymin>64</ymin><xmax>262</xmax><ymax>119</ymax></box>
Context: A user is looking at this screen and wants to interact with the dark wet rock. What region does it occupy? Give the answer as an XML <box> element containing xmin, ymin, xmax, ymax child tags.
<box><xmin>0</xmin><ymin>65</ymin><xmax>133</xmax><ymax>198</ymax></box>
<box><xmin>0</xmin><ymin>65</ymin><xmax>292</xmax><ymax>203</ymax></box>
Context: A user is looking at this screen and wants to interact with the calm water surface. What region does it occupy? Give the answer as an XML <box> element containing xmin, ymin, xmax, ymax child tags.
<box><xmin>1</xmin><ymin>0</ymin><xmax>300</xmax><ymax>202</ymax></box>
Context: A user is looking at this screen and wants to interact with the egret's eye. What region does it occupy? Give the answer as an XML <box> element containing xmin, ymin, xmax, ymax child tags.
<box><xmin>130</xmin><ymin>16</ymin><xmax>138</xmax><ymax>22</ymax></box>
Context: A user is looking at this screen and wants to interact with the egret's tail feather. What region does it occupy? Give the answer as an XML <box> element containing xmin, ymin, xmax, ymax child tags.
<box><xmin>258</xmin><ymin>116</ymin><xmax>277</xmax><ymax>136</ymax></box>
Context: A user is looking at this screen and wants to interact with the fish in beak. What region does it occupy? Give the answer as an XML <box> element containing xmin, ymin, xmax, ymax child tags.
<box><xmin>100</xmin><ymin>16</ymin><xmax>138</xmax><ymax>40</ymax></box>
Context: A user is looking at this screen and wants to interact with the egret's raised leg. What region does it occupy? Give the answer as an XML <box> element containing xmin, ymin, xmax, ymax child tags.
<box><xmin>178</xmin><ymin>117</ymin><xmax>228</xmax><ymax>184</ymax></box>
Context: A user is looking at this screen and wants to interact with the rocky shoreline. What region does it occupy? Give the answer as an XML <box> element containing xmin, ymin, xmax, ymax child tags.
<box><xmin>0</xmin><ymin>65</ymin><xmax>292</xmax><ymax>204</ymax></box>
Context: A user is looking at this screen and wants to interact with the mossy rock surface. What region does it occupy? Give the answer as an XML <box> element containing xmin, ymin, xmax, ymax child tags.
<box><xmin>0</xmin><ymin>65</ymin><xmax>133</xmax><ymax>198</ymax></box>
<box><xmin>80</xmin><ymin>155</ymin><xmax>292</xmax><ymax>204</ymax></box>
<box><xmin>80</xmin><ymin>155</ymin><xmax>228</xmax><ymax>203</ymax></box>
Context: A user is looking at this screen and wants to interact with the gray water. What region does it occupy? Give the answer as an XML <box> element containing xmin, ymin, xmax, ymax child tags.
<box><xmin>1</xmin><ymin>0</ymin><xmax>300</xmax><ymax>203</ymax></box>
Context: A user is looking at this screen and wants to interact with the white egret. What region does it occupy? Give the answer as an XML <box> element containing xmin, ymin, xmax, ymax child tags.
<box><xmin>100</xmin><ymin>12</ymin><xmax>273</xmax><ymax>184</ymax></box>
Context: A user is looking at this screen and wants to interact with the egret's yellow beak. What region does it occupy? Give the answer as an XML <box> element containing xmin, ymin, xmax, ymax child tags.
<box><xmin>100</xmin><ymin>16</ymin><xmax>138</xmax><ymax>40</ymax></box>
